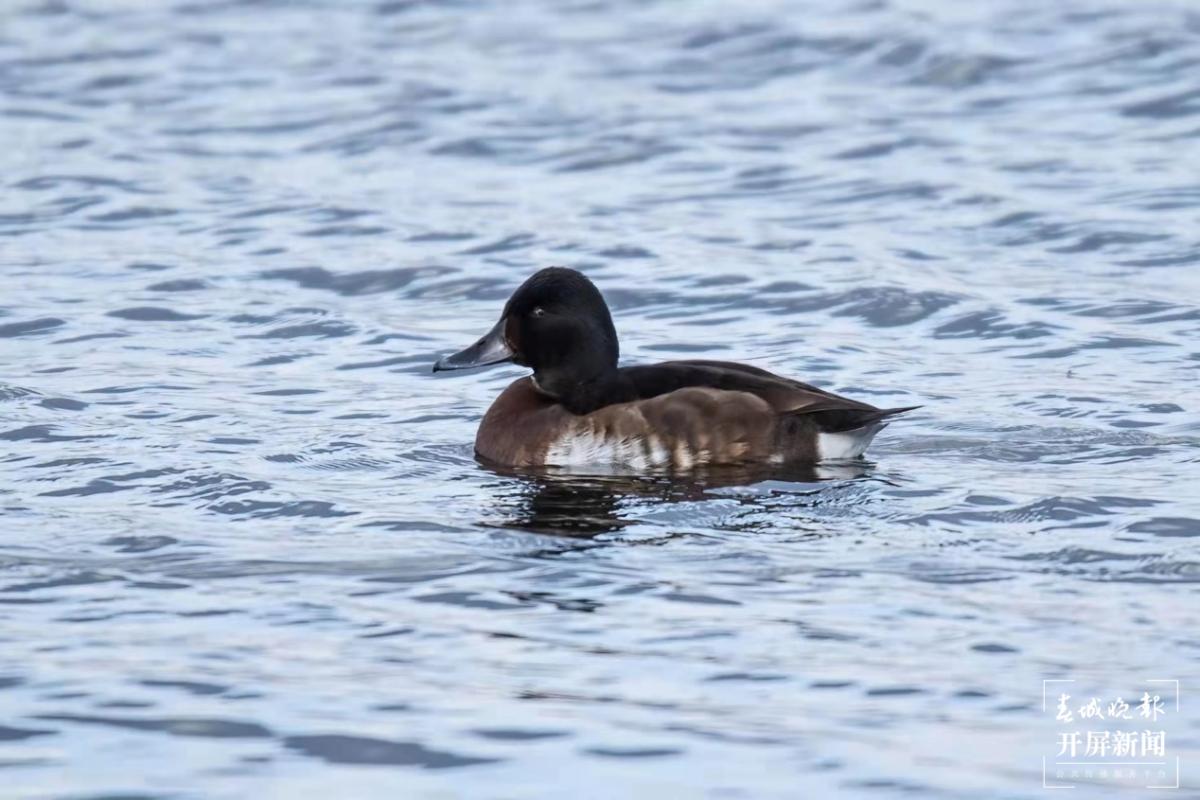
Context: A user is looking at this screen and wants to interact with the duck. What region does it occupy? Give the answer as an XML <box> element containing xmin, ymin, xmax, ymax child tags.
<box><xmin>433</xmin><ymin>267</ymin><xmax>918</xmax><ymax>470</ymax></box>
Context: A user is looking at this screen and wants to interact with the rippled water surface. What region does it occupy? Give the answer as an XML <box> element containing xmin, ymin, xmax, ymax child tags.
<box><xmin>2</xmin><ymin>0</ymin><xmax>1199</xmax><ymax>797</ymax></box>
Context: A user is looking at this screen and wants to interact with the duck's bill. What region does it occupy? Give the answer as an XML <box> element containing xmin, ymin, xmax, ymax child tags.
<box><xmin>433</xmin><ymin>318</ymin><xmax>514</xmax><ymax>372</ymax></box>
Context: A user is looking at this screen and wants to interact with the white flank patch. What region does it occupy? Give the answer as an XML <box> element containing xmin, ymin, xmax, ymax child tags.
<box><xmin>545</xmin><ymin>430</ymin><xmax>671</xmax><ymax>469</ymax></box>
<box><xmin>817</xmin><ymin>424</ymin><xmax>885</xmax><ymax>462</ymax></box>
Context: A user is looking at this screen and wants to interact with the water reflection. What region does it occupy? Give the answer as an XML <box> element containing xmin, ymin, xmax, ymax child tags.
<box><xmin>484</xmin><ymin>461</ymin><xmax>872</xmax><ymax>538</ymax></box>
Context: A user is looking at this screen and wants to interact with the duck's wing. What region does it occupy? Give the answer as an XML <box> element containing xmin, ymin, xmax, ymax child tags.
<box><xmin>667</xmin><ymin>359</ymin><xmax>835</xmax><ymax>394</ymax></box>
<box><xmin>620</xmin><ymin>361</ymin><xmax>870</xmax><ymax>412</ymax></box>
<box><xmin>619</xmin><ymin>361</ymin><xmax>918</xmax><ymax>432</ymax></box>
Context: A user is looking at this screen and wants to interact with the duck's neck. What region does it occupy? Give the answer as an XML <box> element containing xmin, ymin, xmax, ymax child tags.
<box><xmin>531</xmin><ymin>365</ymin><xmax>627</xmax><ymax>415</ymax></box>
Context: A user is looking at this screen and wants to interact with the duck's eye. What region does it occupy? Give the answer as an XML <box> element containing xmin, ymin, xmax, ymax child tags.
<box><xmin>531</xmin><ymin>307</ymin><xmax>546</xmax><ymax>318</ymax></box>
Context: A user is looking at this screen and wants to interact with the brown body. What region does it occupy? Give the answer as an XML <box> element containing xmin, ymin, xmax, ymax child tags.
<box><xmin>476</xmin><ymin>372</ymin><xmax>840</xmax><ymax>469</ymax></box>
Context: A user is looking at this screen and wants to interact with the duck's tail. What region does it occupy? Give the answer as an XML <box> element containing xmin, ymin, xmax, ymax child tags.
<box><xmin>806</xmin><ymin>405</ymin><xmax>921</xmax><ymax>462</ymax></box>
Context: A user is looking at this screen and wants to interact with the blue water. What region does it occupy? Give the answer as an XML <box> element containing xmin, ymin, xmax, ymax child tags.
<box><xmin>1</xmin><ymin>1</ymin><xmax>1198</xmax><ymax>797</ymax></box>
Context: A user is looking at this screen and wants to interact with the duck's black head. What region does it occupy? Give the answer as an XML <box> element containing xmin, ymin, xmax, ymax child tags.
<box><xmin>433</xmin><ymin>267</ymin><xmax>620</xmax><ymax>401</ymax></box>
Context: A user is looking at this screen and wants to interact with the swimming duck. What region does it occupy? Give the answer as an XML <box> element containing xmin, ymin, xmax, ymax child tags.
<box><xmin>433</xmin><ymin>267</ymin><xmax>917</xmax><ymax>470</ymax></box>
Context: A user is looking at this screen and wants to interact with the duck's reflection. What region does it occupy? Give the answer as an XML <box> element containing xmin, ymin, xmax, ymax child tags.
<box><xmin>483</xmin><ymin>461</ymin><xmax>872</xmax><ymax>538</ymax></box>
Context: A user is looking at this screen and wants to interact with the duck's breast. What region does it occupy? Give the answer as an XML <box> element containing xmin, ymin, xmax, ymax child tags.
<box><xmin>474</xmin><ymin>377</ymin><xmax>567</xmax><ymax>467</ymax></box>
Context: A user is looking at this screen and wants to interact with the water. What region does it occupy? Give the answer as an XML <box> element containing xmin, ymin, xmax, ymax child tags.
<box><xmin>2</xmin><ymin>0</ymin><xmax>1199</xmax><ymax>797</ymax></box>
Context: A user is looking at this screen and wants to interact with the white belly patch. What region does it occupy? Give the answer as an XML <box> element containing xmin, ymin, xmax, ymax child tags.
<box><xmin>545</xmin><ymin>430</ymin><xmax>671</xmax><ymax>469</ymax></box>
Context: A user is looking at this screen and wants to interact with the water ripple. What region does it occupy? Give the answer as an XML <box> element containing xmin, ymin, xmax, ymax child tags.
<box><xmin>2</xmin><ymin>0</ymin><xmax>1198</xmax><ymax>797</ymax></box>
